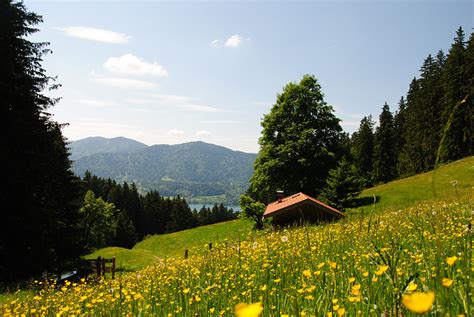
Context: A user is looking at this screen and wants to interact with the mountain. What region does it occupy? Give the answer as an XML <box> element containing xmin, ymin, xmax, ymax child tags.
<box><xmin>68</xmin><ymin>136</ymin><xmax>148</xmax><ymax>160</ymax></box>
<box><xmin>70</xmin><ymin>139</ymin><xmax>257</xmax><ymax>204</ymax></box>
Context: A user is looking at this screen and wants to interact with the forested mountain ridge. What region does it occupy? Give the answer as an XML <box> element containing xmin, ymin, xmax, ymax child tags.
<box><xmin>69</xmin><ymin>136</ymin><xmax>148</xmax><ymax>160</ymax></box>
<box><xmin>70</xmin><ymin>140</ymin><xmax>257</xmax><ymax>203</ymax></box>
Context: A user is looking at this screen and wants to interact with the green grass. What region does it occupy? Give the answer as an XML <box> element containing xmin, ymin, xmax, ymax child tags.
<box><xmin>86</xmin><ymin>219</ymin><xmax>254</xmax><ymax>271</ymax></box>
<box><xmin>84</xmin><ymin>247</ymin><xmax>161</xmax><ymax>272</ymax></box>
<box><xmin>1</xmin><ymin>157</ymin><xmax>472</xmax><ymax>309</ymax></box>
<box><xmin>3</xmin><ymin>200</ymin><xmax>471</xmax><ymax>315</ymax></box>
<box><xmin>86</xmin><ymin>157</ymin><xmax>473</xmax><ymax>271</ymax></box>
<box><xmin>349</xmin><ymin>156</ymin><xmax>473</xmax><ymax>215</ymax></box>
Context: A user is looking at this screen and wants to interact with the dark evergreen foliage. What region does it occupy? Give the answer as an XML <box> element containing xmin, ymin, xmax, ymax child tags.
<box><xmin>319</xmin><ymin>158</ymin><xmax>362</xmax><ymax>211</ymax></box>
<box><xmin>373</xmin><ymin>103</ymin><xmax>397</xmax><ymax>183</ymax></box>
<box><xmin>362</xmin><ymin>27</ymin><xmax>472</xmax><ymax>183</ymax></box>
<box><xmin>1</xmin><ymin>0</ymin><xmax>82</xmax><ymax>281</ymax></box>
<box><xmin>351</xmin><ymin>115</ymin><xmax>375</xmax><ymax>186</ymax></box>
<box><xmin>81</xmin><ymin>173</ymin><xmax>238</xmax><ymax>244</ymax></box>
<box><xmin>440</xmin><ymin>27</ymin><xmax>472</xmax><ymax>161</ymax></box>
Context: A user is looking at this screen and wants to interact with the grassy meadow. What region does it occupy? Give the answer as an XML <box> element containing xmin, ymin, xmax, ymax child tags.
<box><xmin>1</xmin><ymin>157</ymin><xmax>473</xmax><ymax>316</ymax></box>
<box><xmin>86</xmin><ymin>219</ymin><xmax>254</xmax><ymax>272</ymax></box>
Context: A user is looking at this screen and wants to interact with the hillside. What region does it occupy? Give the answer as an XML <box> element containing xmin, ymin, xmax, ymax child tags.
<box><xmin>71</xmin><ymin>140</ymin><xmax>257</xmax><ymax>204</ymax></box>
<box><xmin>86</xmin><ymin>157</ymin><xmax>473</xmax><ymax>270</ymax></box>
<box><xmin>2</xmin><ymin>157</ymin><xmax>472</xmax><ymax>314</ymax></box>
<box><xmin>4</xmin><ymin>186</ymin><xmax>472</xmax><ymax>315</ymax></box>
<box><xmin>350</xmin><ymin>156</ymin><xmax>474</xmax><ymax>215</ymax></box>
<box><xmin>86</xmin><ymin>219</ymin><xmax>254</xmax><ymax>271</ymax></box>
<box><xmin>68</xmin><ymin>136</ymin><xmax>148</xmax><ymax>160</ymax></box>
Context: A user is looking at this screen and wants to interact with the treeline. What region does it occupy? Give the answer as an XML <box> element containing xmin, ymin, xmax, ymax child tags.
<box><xmin>243</xmin><ymin>27</ymin><xmax>472</xmax><ymax>226</ymax></box>
<box><xmin>80</xmin><ymin>172</ymin><xmax>238</xmax><ymax>251</ymax></box>
<box><xmin>351</xmin><ymin>27</ymin><xmax>472</xmax><ymax>186</ymax></box>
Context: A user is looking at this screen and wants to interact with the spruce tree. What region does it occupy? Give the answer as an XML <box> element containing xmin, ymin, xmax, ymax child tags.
<box><xmin>373</xmin><ymin>103</ymin><xmax>396</xmax><ymax>183</ymax></box>
<box><xmin>441</xmin><ymin>27</ymin><xmax>471</xmax><ymax>161</ymax></box>
<box><xmin>319</xmin><ymin>158</ymin><xmax>362</xmax><ymax>211</ymax></box>
<box><xmin>1</xmin><ymin>0</ymin><xmax>82</xmax><ymax>280</ymax></box>
<box><xmin>393</xmin><ymin>96</ymin><xmax>407</xmax><ymax>176</ymax></box>
<box><xmin>351</xmin><ymin>115</ymin><xmax>375</xmax><ymax>186</ymax></box>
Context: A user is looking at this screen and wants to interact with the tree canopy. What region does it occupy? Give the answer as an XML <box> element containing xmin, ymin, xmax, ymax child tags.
<box><xmin>247</xmin><ymin>74</ymin><xmax>345</xmax><ymax>203</ymax></box>
<box><xmin>1</xmin><ymin>0</ymin><xmax>82</xmax><ymax>281</ymax></box>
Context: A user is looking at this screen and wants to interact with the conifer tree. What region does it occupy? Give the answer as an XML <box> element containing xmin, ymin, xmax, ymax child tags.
<box><xmin>373</xmin><ymin>103</ymin><xmax>396</xmax><ymax>183</ymax></box>
<box><xmin>441</xmin><ymin>27</ymin><xmax>471</xmax><ymax>161</ymax></box>
<box><xmin>351</xmin><ymin>116</ymin><xmax>375</xmax><ymax>186</ymax></box>
<box><xmin>319</xmin><ymin>158</ymin><xmax>362</xmax><ymax>211</ymax></box>
<box><xmin>1</xmin><ymin>0</ymin><xmax>82</xmax><ymax>280</ymax></box>
<box><xmin>393</xmin><ymin>96</ymin><xmax>407</xmax><ymax>176</ymax></box>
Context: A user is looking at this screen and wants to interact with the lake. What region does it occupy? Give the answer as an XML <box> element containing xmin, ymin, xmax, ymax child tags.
<box><xmin>189</xmin><ymin>204</ymin><xmax>241</xmax><ymax>212</ymax></box>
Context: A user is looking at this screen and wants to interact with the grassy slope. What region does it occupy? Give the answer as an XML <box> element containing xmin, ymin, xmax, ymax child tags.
<box><xmin>349</xmin><ymin>156</ymin><xmax>473</xmax><ymax>215</ymax></box>
<box><xmin>86</xmin><ymin>157</ymin><xmax>473</xmax><ymax>271</ymax></box>
<box><xmin>86</xmin><ymin>219</ymin><xmax>254</xmax><ymax>272</ymax></box>
<box><xmin>1</xmin><ymin>157</ymin><xmax>472</xmax><ymax>307</ymax></box>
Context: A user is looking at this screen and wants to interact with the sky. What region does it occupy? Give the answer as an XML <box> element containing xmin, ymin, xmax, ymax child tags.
<box><xmin>26</xmin><ymin>0</ymin><xmax>472</xmax><ymax>153</ymax></box>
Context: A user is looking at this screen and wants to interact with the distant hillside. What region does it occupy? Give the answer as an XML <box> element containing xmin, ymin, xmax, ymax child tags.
<box><xmin>70</xmin><ymin>139</ymin><xmax>257</xmax><ymax>204</ymax></box>
<box><xmin>69</xmin><ymin>136</ymin><xmax>148</xmax><ymax>160</ymax></box>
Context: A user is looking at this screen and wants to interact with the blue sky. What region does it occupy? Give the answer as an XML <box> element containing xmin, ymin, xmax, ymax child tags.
<box><xmin>27</xmin><ymin>0</ymin><xmax>472</xmax><ymax>153</ymax></box>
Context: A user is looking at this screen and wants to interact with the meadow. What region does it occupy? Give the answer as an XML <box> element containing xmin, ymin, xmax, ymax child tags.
<box><xmin>0</xmin><ymin>157</ymin><xmax>472</xmax><ymax>316</ymax></box>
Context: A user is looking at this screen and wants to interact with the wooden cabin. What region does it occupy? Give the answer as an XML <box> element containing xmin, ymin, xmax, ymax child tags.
<box><xmin>263</xmin><ymin>192</ymin><xmax>344</xmax><ymax>225</ymax></box>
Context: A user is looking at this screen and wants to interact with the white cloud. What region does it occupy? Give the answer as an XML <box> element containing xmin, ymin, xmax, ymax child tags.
<box><xmin>195</xmin><ymin>130</ymin><xmax>211</xmax><ymax>137</ymax></box>
<box><xmin>148</xmin><ymin>94</ymin><xmax>222</xmax><ymax>112</ymax></box>
<box><xmin>225</xmin><ymin>34</ymin><xmax>243</xmax><ymax>48</ymax></box>
<box><xmin>92</xmin><ymin>76</ymin><xmax>157</xmax><ymax>90</ymax></box>
<box><xmin>103</xmin><ymin>54</ymin><xmax>168</xmax><ymax>77</ymax></box>
<box><xmin>149</xmin><ymin>94</ymin><xmax>190</xmax><ymax>104</ymax></box>
<box><xmin>78</xmin><ymin>99</ymin><xmax>115</xmax><ymax>107</ymax></box>
<box><xmin>211</xmin><ymin>39</ymin><xmax>219</xmax><ymax>46</ymax></box>
<box><xmin>179</xmin><ymin>103</ymin><xmax>221</xmax><ymax>113</ymax></box>
<box><xmin>201</xmin><ymin>119</ymin><xmax>241</xmax><ymax>124</ymax></box>
<box><xmin>58</xmin><ymin>26</ymin><xmax>129</xmax><ymax>44</ymax></box>
<box><xmin>166</xmin><ymin>129</ymin><xmax>185</xmax><ymax>136</ymax></box>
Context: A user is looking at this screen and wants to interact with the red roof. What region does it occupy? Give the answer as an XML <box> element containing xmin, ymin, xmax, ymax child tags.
<box><xmin>263</xmin><ymin>192</ymin><xmax>344</xmax><ymax>218</ymax></box>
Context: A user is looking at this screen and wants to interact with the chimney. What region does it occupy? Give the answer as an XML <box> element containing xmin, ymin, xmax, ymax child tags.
<box><xmin>276</xmin><ymin>190</ymin><xmax>284</xmax><ymax>203</ymax></box>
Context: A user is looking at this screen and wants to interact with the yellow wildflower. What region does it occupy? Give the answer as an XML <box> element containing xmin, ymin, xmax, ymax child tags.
<box><xmin>407</xmin><ymin>282</ymin><xmax>418</xmax><ymax>291</ymax></box>
<box><xmin>441</xmin><ymin>278</ymin><xmax>453</xmax><ymax>288</ymax></box>
<box><xmin>446</xmin><ymin>256</ymin><xmax>458</xmax><ymax>266</ymax></box>
<box><xmin>235</xmin><ymin>302</ymin><xmax>263</xmax><ymax>317</ymax></box>
<box><xmin>337</xmin><ymin>307</ymin><xmax>346</xmax><ymax>316</ymax></box>
<box><xmin>375</xmin><ymin>265</ymin><xmax>389</xmax><ymax>276</ymax></box>
<box><xmin>402</xmin><ymin>291</ymin><xmax>435</xmax><ymax>314</ymax></box>
<box><xmin>303</xmin><ymin>270</ymin><xmax>311</xmax><ymax>278</ymax></box>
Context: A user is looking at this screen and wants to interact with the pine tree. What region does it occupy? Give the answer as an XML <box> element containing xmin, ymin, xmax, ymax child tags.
<box><xmin>393</xmin><ymin>96</ymin><xmax>407</xmax><ymax>176</ymax></box>
<box><xmin>441</xmin><ymin>27</ymin><xmax>471</xmax><ymax>161</ymax></box>
<box><xmin>319</xmin><ymin>158</ymin><xmax>362</xmax><ymax>211</ymax></box>
<box><xmin>351</xmin><ymin>115</ymin><xmax>375</xmax><ymax>186</ymax></box>
<box><xmin>373</xmin><ymin>103</ymin><xmax>396</xmax><ymax>183</ymax></box>
<box><xmin>1</xmin><ymin>0</ymin><xmax>82</xmax><ymax>280</ymax></box>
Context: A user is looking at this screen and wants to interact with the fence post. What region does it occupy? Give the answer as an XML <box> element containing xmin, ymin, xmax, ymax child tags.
<box><xmin>184</xmin><ymin>249</ymin><xmax>188</xmax><ymax>259</ymax></box>
<box><xmin>112</xmin><ymin>257</ymin><xmax>116</xmax><ymax>279</ymax></box>
<box><xmin>97</xmin><ymin>257</ymin><xmax>102</xmax><ymax>277</ymax></box>
<box><xmin>209</xmin><ymin>242</ymin><xmax>212</xmax><ymax>251</ymax></box>
<box><xmin>102</xmin><ymin>258</ymin><xmax>106</xmax><ymax>278</ymax></box>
